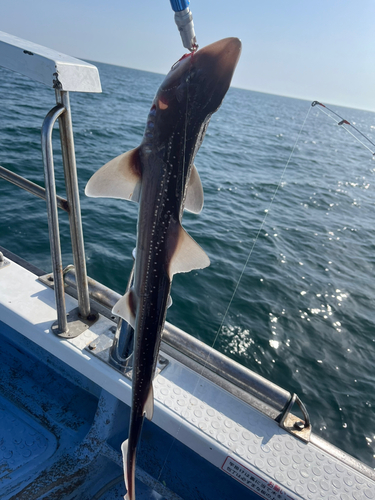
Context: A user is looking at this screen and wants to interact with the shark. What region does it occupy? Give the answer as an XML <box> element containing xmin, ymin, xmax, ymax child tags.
<box><xmin>85</xmin><ymin>37</ymin><xmax>241</xmax><ymax>500</ymax></box>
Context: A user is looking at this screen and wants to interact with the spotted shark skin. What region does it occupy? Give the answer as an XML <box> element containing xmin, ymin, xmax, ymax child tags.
<box><xmin>85</xmin><ymin>37</ymin><xmax>241</xmax><ymax>500</ymax></box>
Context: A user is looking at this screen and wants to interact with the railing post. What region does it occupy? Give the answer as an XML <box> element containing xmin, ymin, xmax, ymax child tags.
<box><xmin>55</xmin><ymin>89</ymin><xmax>92</xmax><ymax>320</ymax></box>
<box><xmin>41</xmin><ymin>104</ymin><xmax>68</xmax><ymax>334</ymax></box>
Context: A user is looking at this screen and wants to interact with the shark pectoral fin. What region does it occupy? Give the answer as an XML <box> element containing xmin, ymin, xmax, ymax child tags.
<box><xmin>112</xmin><ymin>288</ymin><xmax>137</xmax><ymax>328</ymax></box>
<box><xmin>85</xmin><ymin>147</ymin><xmax>142</xmax><ymax>202</ymax></box>
<box><xmin>168</xmin><ymin>224</ymin><xmax>210</xmax><ymax>278</ymax></box>
<box><xmin>184</xmin><ymin>164</ymin><xmax>204</xmax><ymax>214</ymax></box>
<box><xmin>144</xmin><ymin>384</ymin><xmax>154</xmax><ymax>420</ymax></box>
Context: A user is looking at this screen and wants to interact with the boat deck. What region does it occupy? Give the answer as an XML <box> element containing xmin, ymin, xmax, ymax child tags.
<box><xmin>0</xmin><ymin>255</ymin><xmax>374</xmax><ymax>499</ymax></box>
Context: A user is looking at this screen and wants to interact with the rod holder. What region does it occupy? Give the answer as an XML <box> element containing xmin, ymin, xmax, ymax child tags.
<box><xmin>109</xmin><ymin>257</ymin><xmax>136</xmax><ymax>371</ymax></box>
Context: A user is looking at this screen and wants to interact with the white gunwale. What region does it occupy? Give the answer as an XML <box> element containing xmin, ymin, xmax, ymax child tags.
<box><xmin>0</xmin><ymin>31</ymin><xmax>102</xmax><ymax>93</ymax></box>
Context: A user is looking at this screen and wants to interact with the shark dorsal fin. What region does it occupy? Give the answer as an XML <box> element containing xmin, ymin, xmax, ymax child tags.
<box><xmin>168</xmin><ymin>222</ymin><xmax>210</xmax><ymax>278</ymax></box>
<box><xmin>184</xmin><ymin>165</ymin><xmax>204</xmax><ymax>214</ymax></box>
<box><xmin>85</xmin><ymin>147</ymin><xmax>142</xmax><ymax>202</ymax></box>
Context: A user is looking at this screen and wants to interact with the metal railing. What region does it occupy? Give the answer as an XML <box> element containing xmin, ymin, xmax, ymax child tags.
<box><xmin>0</xmin><ymin>91</ymin><xmax>97</xmax><ymax>336</ymax></box>
<box><xmin>0</xmin><ymin>31</ymin><xmax>102</xmax><ymax>336</ymax></box>
<box><xmin>0</xmin><ymin>165</ymin><xmax>69</xmax><ymax>211</ymax></box>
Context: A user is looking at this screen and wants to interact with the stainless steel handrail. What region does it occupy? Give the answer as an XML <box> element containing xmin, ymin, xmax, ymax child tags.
<box><xmin>1</xmin><ymin>92</ymin><xmax>96</xmax><ymax>334</ymax></box>
<box><xmin>56</xmin><ymin>90</ymin><xmax>91</xmax><ymax>320</ymax></box>
<box><xmin>1</xmin><ymin>34</ymin><xmax>101</xmax><ymax>335</ymax></box>
<box><xmin>41</xmin><ymin>104</ymin><xmax>68</xmax><ymax>334</ymax></box>
<box><xmin>0</xmin><ymin>165</ymin><xmax>69</xmax><ymax>212</ymax></box>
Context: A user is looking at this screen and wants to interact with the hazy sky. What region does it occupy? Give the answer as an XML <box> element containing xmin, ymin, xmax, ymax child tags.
<box><xmin>1</xmin><ymin>0</ymin><xmax>374</xmax><ymax>111</ymax></box>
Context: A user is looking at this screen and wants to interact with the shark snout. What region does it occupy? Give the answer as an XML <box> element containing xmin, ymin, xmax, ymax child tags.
<box><xmin>198</xmin><ymin>37</ymin><xmax>241</xmax><ymax>78</ymax></box>
<box><xmin>191</xmin><ymin>37</ymin><xmax>241</xmax><ymax>112</ymax></box>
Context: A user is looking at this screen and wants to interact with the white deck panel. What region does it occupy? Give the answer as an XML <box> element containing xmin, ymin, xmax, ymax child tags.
<box><xmin>0</xmin><ymin>31</ymin><xmax>101</xmax><ymax>92</ymax></box>
<box><xmin>0</xmin><ymin>257</ymin><xmax>374</xmax><ymax>500</ymax></box>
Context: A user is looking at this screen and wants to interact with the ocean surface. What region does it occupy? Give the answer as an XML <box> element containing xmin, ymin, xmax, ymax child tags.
<box><xmin>1</xmin><ymin>60</ymin><xmax>374</xmax><ymax>469</ymax></box>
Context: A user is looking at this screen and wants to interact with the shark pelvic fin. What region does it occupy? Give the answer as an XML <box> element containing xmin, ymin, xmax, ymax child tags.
<box><xmin>144</xmin><ymin>384</ymin><xmax>154</xmax><ymax>420</ymax></box>
<box><xmin>121</xmin><ymin>439</ymin><xmax>129</xmax><ymax>499</ymax></box>
<box><xmin>112</xmin><ymin>288</ymin><xmax>137</xmax><ymax>327</ymax></box>
<box><xmin>85</xmin><ymin>147</ymin><xmax>142</xmax><ymax>202</ymax></box>
<box><xmin>185</xmin><ymin>165</ymin><xmax>204</xmax><ymax>214</ymax></box>
<box><xmin>168</xmin><ymin>223</ymin><xmax>210</xmax><ymax>278</ymax></box>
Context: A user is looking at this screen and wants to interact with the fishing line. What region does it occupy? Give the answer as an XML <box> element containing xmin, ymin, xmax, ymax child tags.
<box><xmin>312</xmin><ymin>101</ymin><xmax>375</xmax><ymax>155</ymax></box>
<box><xmin>180</xmin><ymin>51</ymin><xmax>195</xmax><ymax>211</ymax></box>
<box><xmin>156</xmin><ymin>103</ymin><xmax>312</xmax><ymax>483</ymax></box>
<box><xmin>157</xmin><ymin>52</ymin><xmax>196</xmax><ymax>483</ymax></box>
<box><xmin>206</xmin><ymin>102</ymin><xmax>374</xmax><ymax>362</ymax></box>
<box><xmin>208</xmin><ymin>105</ymin><xmax>312</xmax><ymax>353</ymax></box>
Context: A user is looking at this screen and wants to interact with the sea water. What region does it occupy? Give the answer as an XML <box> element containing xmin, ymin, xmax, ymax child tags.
<box><xmin>0</xmin><ymin>61</ymin><xmax>374</xmax><ymax>468</ymax></box>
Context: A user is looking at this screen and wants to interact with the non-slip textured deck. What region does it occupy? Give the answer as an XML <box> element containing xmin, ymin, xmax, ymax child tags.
<box><xmin>154</xmin><ymin>360</ymin><xmax>375</xmax><ymax>500</ymax></box>
<box><xmin>154</xmin><ymin>372</ymin><xmax>375</xmax><ymax>499</ymax></box>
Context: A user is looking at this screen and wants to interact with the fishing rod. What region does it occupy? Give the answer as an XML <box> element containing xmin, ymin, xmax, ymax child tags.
<box><xmin>312</xmin><ymin>101</ymin><xmax>375</xmax><ymax>156</ymax></box>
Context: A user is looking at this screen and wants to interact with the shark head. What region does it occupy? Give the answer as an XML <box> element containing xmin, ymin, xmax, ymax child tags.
<box><xmin>151</xmin><ymin>37</ymin><xmax>241</xmax><ymax>142</ymax></box>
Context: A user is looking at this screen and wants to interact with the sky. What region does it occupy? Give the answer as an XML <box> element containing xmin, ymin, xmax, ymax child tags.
<box><xmin>1</xmin><ymin>0</ymin><xmax>374</xmax><ymax>111</ymax></box>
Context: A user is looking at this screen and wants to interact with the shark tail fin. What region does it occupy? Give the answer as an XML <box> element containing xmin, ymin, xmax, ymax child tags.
<box><xmin>85</xmin><ymin>147</ymin><xmax>142</xmax><ymax>202</ymax></box>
